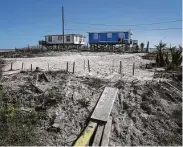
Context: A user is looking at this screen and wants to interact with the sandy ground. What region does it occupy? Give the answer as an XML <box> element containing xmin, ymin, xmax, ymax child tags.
<box><xmin>1</xmin><ymin>52</ymin><xmax>182</xmax><ymax>146</ymax></box>
<box><xmin>3</xmin><ymin>52</ymin><xmax>154</xmax><ymax>81</ymax></box>
<box><xmin>110</xmin><ymin>79</ymin><xmax>182</xmax><ymax>146</ymax></box>
<box><xmin>2</xmin><ymin>71</ymin><xmax>105</xmax><ymax>145</ymax></box>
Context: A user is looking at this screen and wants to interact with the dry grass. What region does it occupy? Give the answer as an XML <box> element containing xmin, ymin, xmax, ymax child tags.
<box><xmin>141</xmin><ymin>52</ymin><xmax>157</xmax><ymax>60</ymax></box>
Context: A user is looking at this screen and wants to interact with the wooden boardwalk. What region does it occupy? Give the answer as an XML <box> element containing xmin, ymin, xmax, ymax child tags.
<box><xmin>74</xmin><ymin>87</ymin><xmax>118</xmax><ymax>146</ymax></box>
<box><xmin>91</xmin><ymin>87</ymin><xmax>118</xmax><ymax>122</ymax></box>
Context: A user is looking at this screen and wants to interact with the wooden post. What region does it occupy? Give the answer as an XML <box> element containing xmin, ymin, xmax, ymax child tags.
<box><xmin>88</xmin><ymin>60</ymin><xmax>90</xmax><ymax>72</ymax></box>
<box><xmin>31</xmin><ymin>64</ymin><xmax>32</xmax><ymax>72</ymax></box>
<box><xmin>66</xmin><ymin>62</ymin><xmax>68</xmax><ymax>72</ymax></box>
<box><xmin>21</xmin><ymin>62</ymin><xmax>24</xmax><ymax>70</ymax></box>
<box><xmin>10</xmin><ymin>62</ymin><xmax>13</xmax><ymax>71</ymax></box>
<box><xmin>84</xmin><ymin>60</ymin><xmax>85</xmax><ymax>73</ymax></box>
<box><xmin>119</xmin><ymin>61</ymin><xmax>122</xmax><ymax>74</ymax></box>
<box><xmin>73</xmin><ymin>62</ymin><xmax>75</xmax><ymax>73</ymax></box>
<box><xmin>133</xmin><ymin>63</ymin><xmax>135</xmax><ymax>76</ymax></box>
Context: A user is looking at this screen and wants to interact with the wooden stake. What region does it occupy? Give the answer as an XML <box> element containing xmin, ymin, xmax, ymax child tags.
<box><xmin>84</xmin><ymin>60</ymin><xmax>85</xmax><ymax>72</ymax></box>
<box><xmin>88</xmin><ymin>60</ymin><xmax>90</xmax><ymax>72</ymax></box>
<box><xmin>66</xmin><ymin>62</ymin><xmax>68</xmax><ymax>72</ymax></box>
<box><xmin>10</xmin><ymin>62</ymin><xmax>13</xmax><ymax>71</ymax></box>
<box><xmin>35</xmin><ymin>74</ymin><xmax>38</xmax><ymax>86</ymax></box>
<box><xmin>31</xmin><ymin>64</ymin><xmax>32</xmax><ymax>72</ymax></box>
<box><xmin>133</xmin><ymin>63</ymin><xmax>135</xmax><ymax>76</ymax></box>
<box><xmin>119</xmin><ymin>61</ymin><xmax>122</xmax><ymax>74</ymax></box>
<box><xmin>73</xmin><ymin>62</ymin><xmax>75</xmax><ymax>73</ymax></box>
<box><xmin>21</xmin><ymin>63</ymin><xmax>24</xmax><ymax>70</ymax></box>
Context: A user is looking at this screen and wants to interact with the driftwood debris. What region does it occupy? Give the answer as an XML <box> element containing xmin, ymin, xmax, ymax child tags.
<box><xmin>38</xmin><ymin>72</ymin><xmax>50</xmax><ymax>82</ymax></box>
<box><xmin>164</xmin><ymin>81</ymin><xmax>182</xmax><ymax>96</ymax></box>
<box><xmin>30</xmin><ymin>82</ymin><xmax>43</xmax><ymax>93</ymax></box>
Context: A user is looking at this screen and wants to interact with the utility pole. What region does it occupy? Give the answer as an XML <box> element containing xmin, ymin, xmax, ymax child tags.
<box><xmin>62</xmin><ymin>6</ymin><xmax>65</xmax><ymax>48</ymax></box>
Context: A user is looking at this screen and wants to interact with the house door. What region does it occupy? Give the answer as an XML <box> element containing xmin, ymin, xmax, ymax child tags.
<box><xmin>99</xmin><ymin>33</ymin><xmax>106</xmax><ymax>42</ymax></box>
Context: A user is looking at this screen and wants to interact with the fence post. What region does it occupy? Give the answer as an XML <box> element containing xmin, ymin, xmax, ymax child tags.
<box><xmin>22</xmin><ymin>62</ymin><xmax>24</xmax><ymax>70</ymax></box>
<box><xmin>31</xmin><ymin>64</ymin><xmax>32</xmax><ymax>72</ymax></box>
<box><xmin>66</xmin><ymin>62</ymin><xmax>69</xmax><ymax>72</ymax></box>
<box><xmin>10</xmin><ymin>62</ymin><xmax>13</xmax><ymax>71</ymax></box>
<box><xmin>73</xmin><ymin>62</ymin><xmax>75</xmax><ymax>73</ymax></box>
<box><xmin>119</xmin><ymin>61</ymin><xmax>122</xmax><ymax>74</ymax></box>
<box><xmin>88</xmin><ymin>60</ymin><xmax>90</xmax><ymax>72</ymax></box>
<box><xmin>84</xmin><ymin>60</ymin><xmax>85</xmax><ymax>73</ymax></box>
<box><xmin>133</xmin><ymin>63</ymin><xmax>135</xmax><ymax>76</ymax></box>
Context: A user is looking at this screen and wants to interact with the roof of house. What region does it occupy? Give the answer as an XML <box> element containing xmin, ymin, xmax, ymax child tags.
<box><xmin>45</xmin><ymin>34</ymin><xmax>86</xmax><ymax>37</ymax></box>
<box><xmin>87</xmin><ymin>30</ymin><xmax>133</xmax><ymax>35</ymax></box>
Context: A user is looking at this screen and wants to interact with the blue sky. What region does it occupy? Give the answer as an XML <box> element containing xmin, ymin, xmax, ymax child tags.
<box><xmin>0</xmin><ymin>0</ymin><xmax>182</xmax><ymax>49</ymax></box>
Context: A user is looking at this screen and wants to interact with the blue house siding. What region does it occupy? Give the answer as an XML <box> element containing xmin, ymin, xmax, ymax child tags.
<box><xmin>99</xmin><ymin>33</ymin><xmax>106</xmax><ymax>42</ymax></box>
<box><xmin>89</xmin><ymin>31</ymin><xmax>131</xmax><ymax>44</ymax></box>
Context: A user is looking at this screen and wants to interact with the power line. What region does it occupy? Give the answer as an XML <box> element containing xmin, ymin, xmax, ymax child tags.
<box><xmin>65</xmin><ymin>27</ymin><xmax>182</xmax><ymax>31</ymax></box>
<box><xmin>65</xmin><ymin>19</ymin><xmax>182</xmax><ymax>27</ymax></box>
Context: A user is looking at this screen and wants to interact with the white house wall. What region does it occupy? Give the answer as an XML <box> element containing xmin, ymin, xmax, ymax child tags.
<box><xmin>46</xmin><ymin>35</ymin><xmax>74</xmax><ymax>44</ymax></box>
<box><xmin>74</xmin><ymin>36</ymin><xmax>85</xmax><ymax>45</ymax></box>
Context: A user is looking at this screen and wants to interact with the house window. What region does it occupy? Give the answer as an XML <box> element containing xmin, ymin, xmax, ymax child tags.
<box><xmin>79</xmin><ymin>37</ymin><xmax>82</xmax><ymax>42</ymax></box>
<box><xmin>107</xmin><ymin>33</ymin><xmax>112</xmax><ymax>38</ymax></box>
<box><xmin>58</xmin><ymin>36</ymin><xmax>62</xmax><ymax>40</ymax></box>
<box><xmin>66</xmin><ymin>36</ymin><xmax>70</xmax><ymax>42</ymax></box>
<box><xmin>119</xmin><ymin>33</ymin><xmax>124</xmax><ymax>39</ymax></box>
<box><xmin>48</xmin><ymin>36</ymin><xmax>52</xmax><ymax>42</ymax></box>
<box><xmin>93</xmin><ymin>33</ymin><xmax>98</xmax><ymax>39</ymax></box>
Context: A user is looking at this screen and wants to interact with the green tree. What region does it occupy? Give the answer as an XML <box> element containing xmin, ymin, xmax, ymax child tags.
<box><xmin>140</xmin><ymin>43</ymin><xmax>145</xmax><ymax>52</ymax></box>
<box><xmin>168</xmin><ymin>45</ymin><xmax>182</xmax><ymax>69</ymax></box>
<box><xmin>155</xmin><ymin>41</ymin><xmax>167</xmax><ymax>67</ymax></box>
<box><xmin>135</xmin><ymin>44</ymin><xmax>140</xmax><ymax>52</ymax></box>
<box><xmin>146</xmin><ymin>41</ymin><xmax>149</xmax><ymax>53</ymax></box>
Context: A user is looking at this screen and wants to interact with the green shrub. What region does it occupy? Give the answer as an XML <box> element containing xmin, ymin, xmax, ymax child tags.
<box><xmin>0</xmin><ymin>105</ymin><xmax>43</xmax><ymax>145</ymax></box>
<box><xmin>155</xmin><ymin>41</ymin><xmax>167</xmax><ymax>67</ymax></box>
<box><xmin>0</xmin><ymin>86</ymin><xmax>44</xmax><ymax>145</ymax></box>
<box><xmin>167</xmin><ymin>46</ymin><xmax>182</xmax><ymax>70</ymax></box>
